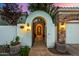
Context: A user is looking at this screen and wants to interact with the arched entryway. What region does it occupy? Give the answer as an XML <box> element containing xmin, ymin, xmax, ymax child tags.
<box><xmin>32</xmin><ymin>17</ymin><xmax>46</xmax><ymax>46</ymax></box>
<box><xmin>25</xmin><ymin>11</ymin><xmax>55</xmax><ymax>48</ymax></box>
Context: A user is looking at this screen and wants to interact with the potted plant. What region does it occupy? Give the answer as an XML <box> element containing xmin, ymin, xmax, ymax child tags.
<box><xmin>10</xmin><ymin>36</ymin><xmax>21</xmax><ymax>55</ymax></box>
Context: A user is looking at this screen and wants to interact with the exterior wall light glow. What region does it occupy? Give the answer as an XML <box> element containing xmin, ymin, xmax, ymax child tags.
<box><xmin>20</xmin><ymin>25</ymin><xmax>24</xmax><ymax>29</ymax></box>
<box><xmin>59</xmin><ymin>22</ymin><xmax>66</xmax><ymax>30</ymax></box>
<box><xmin>26</xmin><ymin>23</ymin><xmax>31</xmax><ymax>32</ymax></box>
<box><xmin>20</xmin><ymin>23</ymin><xmax>31</xmax><ymax>32</ymax></box>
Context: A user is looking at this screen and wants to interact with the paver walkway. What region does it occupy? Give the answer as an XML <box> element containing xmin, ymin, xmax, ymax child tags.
<box><xmin>29</xmin><ymin>38</ymin><xmax>55</xmax><ymax>56</ymax></box>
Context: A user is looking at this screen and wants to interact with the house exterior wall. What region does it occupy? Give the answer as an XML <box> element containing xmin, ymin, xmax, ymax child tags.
<box><xmin>66</xmin><ymin>23</ymin><xmax>79</xmax><ymax>44</ymax></box>
<box><xmin>17</xmin><ymin>11</ymin><xmax>55</xmax><ymax>48</ymax></box>
<box><xmin>0</xmin><ymin>8</ymin><xmax>79</xmax><ymax>48</ymax></box>
<box><xmin>0</xmin><ymin>26</ymin><xmax>17</xmax><ymax>45</ymax></box>
<box><xmin>57</xmin><ymin>8</ymin><xmax>79</xmax><ymax>44</ymax></box>
<box><xmin>17</xmin><ymin>24</ymin><xmax>32</xmax><ymax>47</ymax></box>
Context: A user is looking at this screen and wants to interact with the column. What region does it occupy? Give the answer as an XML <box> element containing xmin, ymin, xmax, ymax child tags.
<box><xmin>56</xmin><ymin>20</ymin><xmax>66</xmax><ymax>53</ymax></box>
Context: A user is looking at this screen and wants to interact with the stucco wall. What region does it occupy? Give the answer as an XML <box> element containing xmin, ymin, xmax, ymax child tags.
<box><xmin>0</xmin><ymin>26</ymin><xmax>17</xmax><ymax>45</ymax></box>
<box><xmin>66</xmin><ymin>24</ymin><xmax>79</xmax><ymax>44</ymax></box>
<box><xmin>17</xmin><ymin>11</ymin><xmax>56</xmax><ymax>48</ymax></box>
<box><xmin>17</xmin><ymin>24</ymin><xmax>32</xmax><ymax>47</ymax></box>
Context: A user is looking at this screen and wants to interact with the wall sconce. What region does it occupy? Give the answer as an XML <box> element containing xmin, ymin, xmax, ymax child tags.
<box><xmin>20</xmin><ymin>23</ymin><xmax>31</xmax><ymax>32</ymax></box>
<box><xmin>26</xmin><ymin>23</ymin><xmax>31</xmax><ymax>32</ymax></box>
<box><xmin>59</xmin><ymin>22</ymin><xmax>66</xmax><ymax>31</ymax></box>
<box><xmin>20</xmin><ymin>25</ymin><xmax>24</xmax><ymax>29</ymax></box>
<box><xmin>20</xmin><ymin>24</ymin><xmax>26</xmax><ymax>32</ymax></box>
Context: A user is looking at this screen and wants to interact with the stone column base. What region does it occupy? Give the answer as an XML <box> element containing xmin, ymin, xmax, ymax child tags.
<box><xmin>56</xmin><ymin>42</ymin><xmax>67</xmax><ymax>53</ymax></box>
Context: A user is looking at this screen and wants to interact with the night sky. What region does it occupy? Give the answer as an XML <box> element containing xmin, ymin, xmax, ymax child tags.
<box><xmin>1</xmin><ymin>3</ymin><xmax>79</xmax><ymax>13</ymax></box>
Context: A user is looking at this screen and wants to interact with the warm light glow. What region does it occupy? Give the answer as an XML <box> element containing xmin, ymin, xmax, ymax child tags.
<box><xmin>59</xmin><ymin>22</ymin><xmax>66</xmax><ymax>30</ymax></box>
<box><xmin>20</xmin><ymin>24</ymin><xmax>31</xmax><ymax>32</ymax></box>
<box><xmin>23</xmin><ymin>25</ymin><xmax>27</xmax><ymax>32</ymax></box>
<box><xmin>26</xmin><ymin>25</ymin><xmax>31</xmax><ymax>32</ymax></box>
<box><xmin>36</xmin><ymin>24</ymin><xmax>43</xmax><ymax>38</ymax></box>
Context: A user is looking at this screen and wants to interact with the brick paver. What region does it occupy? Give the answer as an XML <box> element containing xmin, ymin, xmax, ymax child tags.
<box><xmin>29</xmin><ymin>39</ymin><xmax>55</xmax><ymax>56</ymax></box>
<box><xmin>29</xmin><ymin>45</ymin><xmax>55</xmax><ymax>56</ymax></box>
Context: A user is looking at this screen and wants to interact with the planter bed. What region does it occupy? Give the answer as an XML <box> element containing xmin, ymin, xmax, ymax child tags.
<box><xmin>10</xmin><ymin>43</ymin><xmax>21</xmax><ymax>55</ymax></box>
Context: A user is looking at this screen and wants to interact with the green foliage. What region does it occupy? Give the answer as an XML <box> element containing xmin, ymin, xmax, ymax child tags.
<box><xmin>28</xmin><ymin>3</ymin><xmax>48</xmax><ymax>12</ymax></box>
<box><xmin>1</xmin><ymin>3</ymin><xmax>22</xmax><ymax>25</ymax></box>
<box><xmin>10</xmin><ymin>36</ymin><xmax>20</xmax><ymax>46</ymax></box>
<box><xmin>19</xmin><ymin>46</ymin><xmax>30</xmax><ymax>56</ymax></box>
<box><xmin>28</xmin><ymin>3</ymin><xmax>59</xmax><ymax>24</ymax></box>
<box><xmin>10</xmin><ymin>40</ymin><xmax>15</xmax><ymax>46</ymax></box>
<box><xmin>15</xmin><ymin>36</ymin><xmax>20</xmax><ymax>43</ymax></box>
<box><xmin>50</xmin><ymin>14</ymin><xmax>56</xmax><ymax>25</ymax></box>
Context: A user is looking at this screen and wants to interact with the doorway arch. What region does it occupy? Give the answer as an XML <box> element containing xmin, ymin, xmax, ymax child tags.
<box><xmin>25</xmin><ymin>10</ymin><xmax>55</xmax><ymax>48</ymax></box>
<box><xmin>32</xmin><ymin>17</ymin><xmax>47</xmax><ymax>46</ymax></box>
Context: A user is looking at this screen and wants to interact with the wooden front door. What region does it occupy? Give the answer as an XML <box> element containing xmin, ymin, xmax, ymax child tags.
<box><xmin>32</xmin><ymin>17</ymin><xmax>46</xmax><ymax>46</ymax></box>
<box><xmin>35</xmin><ymin>23</ymin><xmax>44</xmax><ymax>40</ymax></box>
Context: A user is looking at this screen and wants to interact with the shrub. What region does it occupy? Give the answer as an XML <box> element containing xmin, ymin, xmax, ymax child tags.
<box><xmin>19</xmin><ymin>46</ymin><xmax>30</xmax><ymax>56</ymax></box>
